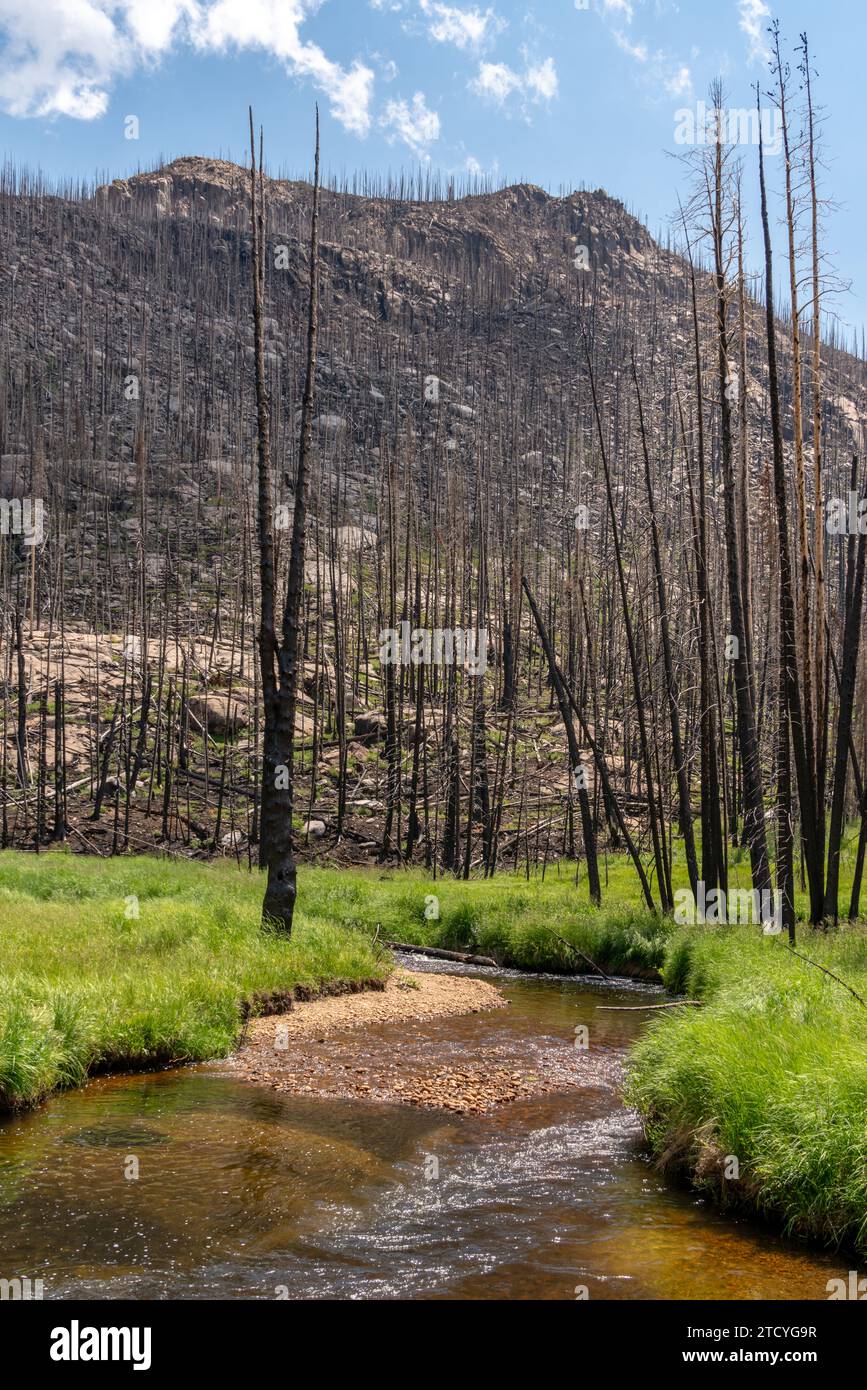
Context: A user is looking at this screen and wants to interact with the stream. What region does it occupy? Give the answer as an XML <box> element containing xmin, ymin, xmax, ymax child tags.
<box><xmin>0</xmin><ymin>964</ymin><xmax>848</xmax><ymax>1300</ymax></box>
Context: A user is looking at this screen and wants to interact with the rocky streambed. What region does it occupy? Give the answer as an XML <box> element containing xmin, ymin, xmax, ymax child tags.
<box><xmin>0</xmin><ymin>964</ymin><xmax>849</xmax><ymax>1300</ymax></box>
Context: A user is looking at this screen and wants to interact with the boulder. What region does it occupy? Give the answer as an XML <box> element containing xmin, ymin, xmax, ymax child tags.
<box><xmin>186</xmin><ymin>696</ymin><xmax>249</xmax><ymax>738</ymax></box>
<box><xmin>354</xmin><ymin>712</ymin><xmax>387</xmax><ymax>744</ymax></box>
<box><xmin>314</xmin><ymin>413</ymin><xmax>347</xmax><ymax>435</ymax></box>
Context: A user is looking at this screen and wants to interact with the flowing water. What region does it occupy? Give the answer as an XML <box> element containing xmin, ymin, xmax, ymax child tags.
<box><xmin>0</xmin><ymin>965</ymin><xmax>848</xmax><ymax>1300</ymax></box>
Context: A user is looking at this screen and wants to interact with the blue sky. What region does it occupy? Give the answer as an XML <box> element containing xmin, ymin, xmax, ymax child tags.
<box><xmin>1</xmin><ymin>0</ymin><xmax>865</xmax><ymax>335</ymax></box>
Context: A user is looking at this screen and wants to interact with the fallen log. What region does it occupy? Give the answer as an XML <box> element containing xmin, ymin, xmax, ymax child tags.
<box><xmin>595</xmin><ymin>1001</ymin><xmax>703</xmax><ymax>1011</ymax></box>
<box><xmin>388</xmin><ymin>941</ymin><xmax>498</xmax><ymax>968</ymax></box>
<box><xmin>539</xmin><ymin>925</ymin><xmax>611</xmax><ymax>981</ymax></box>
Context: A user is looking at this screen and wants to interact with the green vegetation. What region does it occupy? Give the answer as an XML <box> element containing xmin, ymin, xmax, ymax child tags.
<box><xmin>626</xmin><ymin>925</ymin><xmax>867</xmax><ymax>1255</ymax></box>
<box><xmin>0</xmin><ymin>851</ymin><xmax>388</xmax><ymax>1112</ymax></box>
<box><xmin>5</xmin><ymin>848</ymin><xmax>867</xmax><ymax>1262</ymax></box>
<box><xmin>0</xmin><ymin>848</ymin><xmax>679</xmax><ymax>1112</ymax></box>
<box><xmin>299</xmin><ymin>863</ymin><xmax>670</xmax><ymax>977</ymax></box>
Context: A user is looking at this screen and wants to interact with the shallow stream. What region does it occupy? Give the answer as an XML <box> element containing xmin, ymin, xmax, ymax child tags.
<box><xmin>0</xmin><ymin>966</ymin><xmax>846</xmax><ymax>1299</ymax></box>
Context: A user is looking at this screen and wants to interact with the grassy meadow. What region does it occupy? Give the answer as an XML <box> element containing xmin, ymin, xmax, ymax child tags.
<box><xmin>0</xmin><ymin>847</ymin><xmax>672</xmax><ymax>1112</ymax></box>
<box><xmin>3</xmin><ymin>843</ymin><xmax>867</xmax><ymax>1261</ymax></box>
<box><xmin>0</xmin><ymin>851</ymin><xmax>388</xmax><ymax>1111</ymax></box>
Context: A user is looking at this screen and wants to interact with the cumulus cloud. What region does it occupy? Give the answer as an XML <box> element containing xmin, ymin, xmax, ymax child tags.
<box><xmin>419</xmin><ymin>1</ymin><xmax>502</xmax><ymax>51</ymax></box>
<box><xmin>525</xmin><ymin>56</ymin><xmax>557</xmax><ymax>101</ymax></box>
<box><xmin>738</xmin><ymin>0</ymin><xmax>772</xmax><ymax>64</ymax></box>
<box><xmin>0</xmin><ymin>0</ymin><xmax>134</xmax><ymax>119</ymax></box>
<box><xmin>612</xmin><ymin>31</ymin><xmax>648</xmax><ymax>63</ymax></box>
<box><xmin>124</xmin><ymin>0</ymin><xmax>199</xmax><ymax>53</ymax></box>
<box><xmin>471</xmin><ymin>52</ymin><xmax>558</xmax><ymax>110</ymax></box>
<box><xmin>0</xmin><ymin>0</ymin><xmax>375</xmax><ymax>135</ymax></box>
<box><xmin>472</xmin><ymin>61</ymin><xmax>520</xmax><ymax>104</ymax></box>
<box><xmin>192</xmin><ymin>1</ymin><xmax>375</xmax><ymax>137</ymax></box>
<box><xmin>464</xmin><ymin>151</ymin><xmax>498</xmax><ymax>180</ymax></box>
<box><xmin>380</xmin><ymin>89</ymin><xmax>440</xmax><ymax>157</ymax></box>
<box><xmin>664</xmin><ymin>64</ymin><xmax>692</xmax><ymax>99</ymax></box>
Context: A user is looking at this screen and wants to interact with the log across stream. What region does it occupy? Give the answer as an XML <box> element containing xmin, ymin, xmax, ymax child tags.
<box><xmin>0</xmin><ymin>961</ymin><xmax>847</xmax><ymax>1300</ymax></box>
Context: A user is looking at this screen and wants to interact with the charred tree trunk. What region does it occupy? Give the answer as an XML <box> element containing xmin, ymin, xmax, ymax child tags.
<box><xmin>521</xmin><ymin>576</ymin><xmax>601</xmax><ymax>904</ymax></box>
<box><xmin>252</xmin><ymin>109</ymin><xmax>322</xmax><ymax>933</ymax></box>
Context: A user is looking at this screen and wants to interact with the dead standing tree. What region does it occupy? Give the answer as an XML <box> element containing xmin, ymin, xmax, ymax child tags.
<box><xmin>250</xmin><ymin>108</ymin><xmax>322</xmax><ymax>934</ymax></box>
<box><xmin>707</xmin><ymin>84</ymin><xmax>772</xmax><ymax>912</ymax></box>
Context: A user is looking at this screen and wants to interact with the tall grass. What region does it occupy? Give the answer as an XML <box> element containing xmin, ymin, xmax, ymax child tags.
<box><xmin>626</xmin><ymin>925</ymin><xmax>867</xmax><ymax>1254</ymax></box>
<box><xmin>0</xmin><ymin>849</ymin><xmax>671</xmax><ymax>1109</ymax></box>
<box><xmin>0</xmin><ymin>850</ymin><xmax>388</xmax><ymax>1111</ymax></box>
<box><xmin>296</xmin><ymin>864</ymin><xmax>670</xmax><ymax>976</ymax></box>
<box><xmin>7</xmin><ymin>845</ymin><xmax>867</xmax><ymax>1261</ymax></box>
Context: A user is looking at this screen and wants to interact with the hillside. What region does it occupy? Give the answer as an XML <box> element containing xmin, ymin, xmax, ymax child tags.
<box><xmin>1</xmin><ymin>157</ymin><xmax>866</xmax><ymax>873</ymax></box>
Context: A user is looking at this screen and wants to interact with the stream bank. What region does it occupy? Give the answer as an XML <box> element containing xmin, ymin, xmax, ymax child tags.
<box><xmin>0</xmin><ymin>962</ymin><xmax>849</xmax><ymax>1300</ymax></box>
<box><xmin>627</xmin><ymin>926</ymin><xmax>867</xmax><ymax>1259</ymax></box>
<box><xmin>227</xmin><ymin>965</ymin><xmax>587</xmax><ymax>1113</ymax></box>
<box><xmin>230</xmin><ymin>967</ymin><xmax>525</xmax><ymax>1113</ymax></box>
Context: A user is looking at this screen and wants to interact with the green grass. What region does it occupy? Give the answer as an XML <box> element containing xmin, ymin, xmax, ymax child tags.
<box><xmin>5</xmin><ymin>845</ymin><xmax>867</xmax><ymax>1262</ymax></box>
<box><xmin>0</xmin><ymin>849</ymin><xmax>675</xmax><ymax>1112</ymax></box>
<box><xmin>0</xmin><ymin>850</ymin><xmax>389</xmax><ymax>1112</ymax></box>
<box><xmin>625</xmin><ymin>924</ymin><xmax>867</xmax><ymax>1255</ymax></box>
<box><xmin>294</xmin><ymin>863</ymin><xmax>671</xmax><ymax>977</ymax></box>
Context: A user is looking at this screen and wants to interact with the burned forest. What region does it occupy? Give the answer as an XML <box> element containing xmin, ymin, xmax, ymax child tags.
<box><xmin>5</xmin><ymin>3</ymin><xmax>867</xmax><ymax>1326</ymax></box>
<box><xmin>2</xmin><ymin>58</ymin><xmax>865</xmax><ymax>939</ymax></box>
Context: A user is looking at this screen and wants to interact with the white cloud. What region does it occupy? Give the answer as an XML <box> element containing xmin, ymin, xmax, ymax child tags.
<box><xmin>380</xmin><ymin>89</ymin><xmax>440</xmax><ymax>157</ymax></box>
<box><xmin>664</xmin><ymin>65</ymin><xmax>692</xmax><ymax>98</ymax></box>
<box><xmin>525</xmin><ymin>56</ymin><xmax>557</xmax><ymax>101</ymax></box>
<box><xmin>124</xmin><ymin>0</ymin><xmax>199</xmax><ymax>53</ymax></box>
<box><xmin>471</xmin><ymin>52</ymin><xmax>558</xmax><ymax>109</ymax></box>
<box><xmin>613</xmin><ymin>31</ymin><xmax>648</xmax><ymax>62</ymax></box>
<box><xmin>0</xmin><ymin>0</ymin><xmax>375</xmax><ymax>135</ymax></box>
<box><xmin>472</xmin><ymin>60</ymin><xmax>520</xmax><ymax>104</ymax></box>
<box><xmin>464</xmin><ymin>151</ymin><xmax>498</xmax><ymax>179</ymax></box>
<box><xmin>611</xmin><ymin>24</ymin><xmax>692</xmax><ymax>101</ymax></box>
<box><xmin>419</xmin><ymin>1</ymin><xmax>501</xmax><ymax>51</ymax></box>
<box><xmin>0</xmin><ymin>0</ymin><xmax>134</xmax><ymax>119</ymax></box>
<box><xmin>600</xmin><ymin>0</ymin><xmax>635</xmax><ymax>20</ymax></box>
<box><xmin>190</xmin><ymin>1</ymin><xmax>375</xmax><ymax>137</ymax></box>
<box><xmin>737</xmin><ymin>0</ymin><xmax>771</xmax><ymax>64</ymax></box>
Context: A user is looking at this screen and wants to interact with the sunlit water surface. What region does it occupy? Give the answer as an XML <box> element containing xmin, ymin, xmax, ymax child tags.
<box><xmin>0</xmin><ymin>967</ymin><xmax>847</xmax><ymax>1299</ymax></box>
